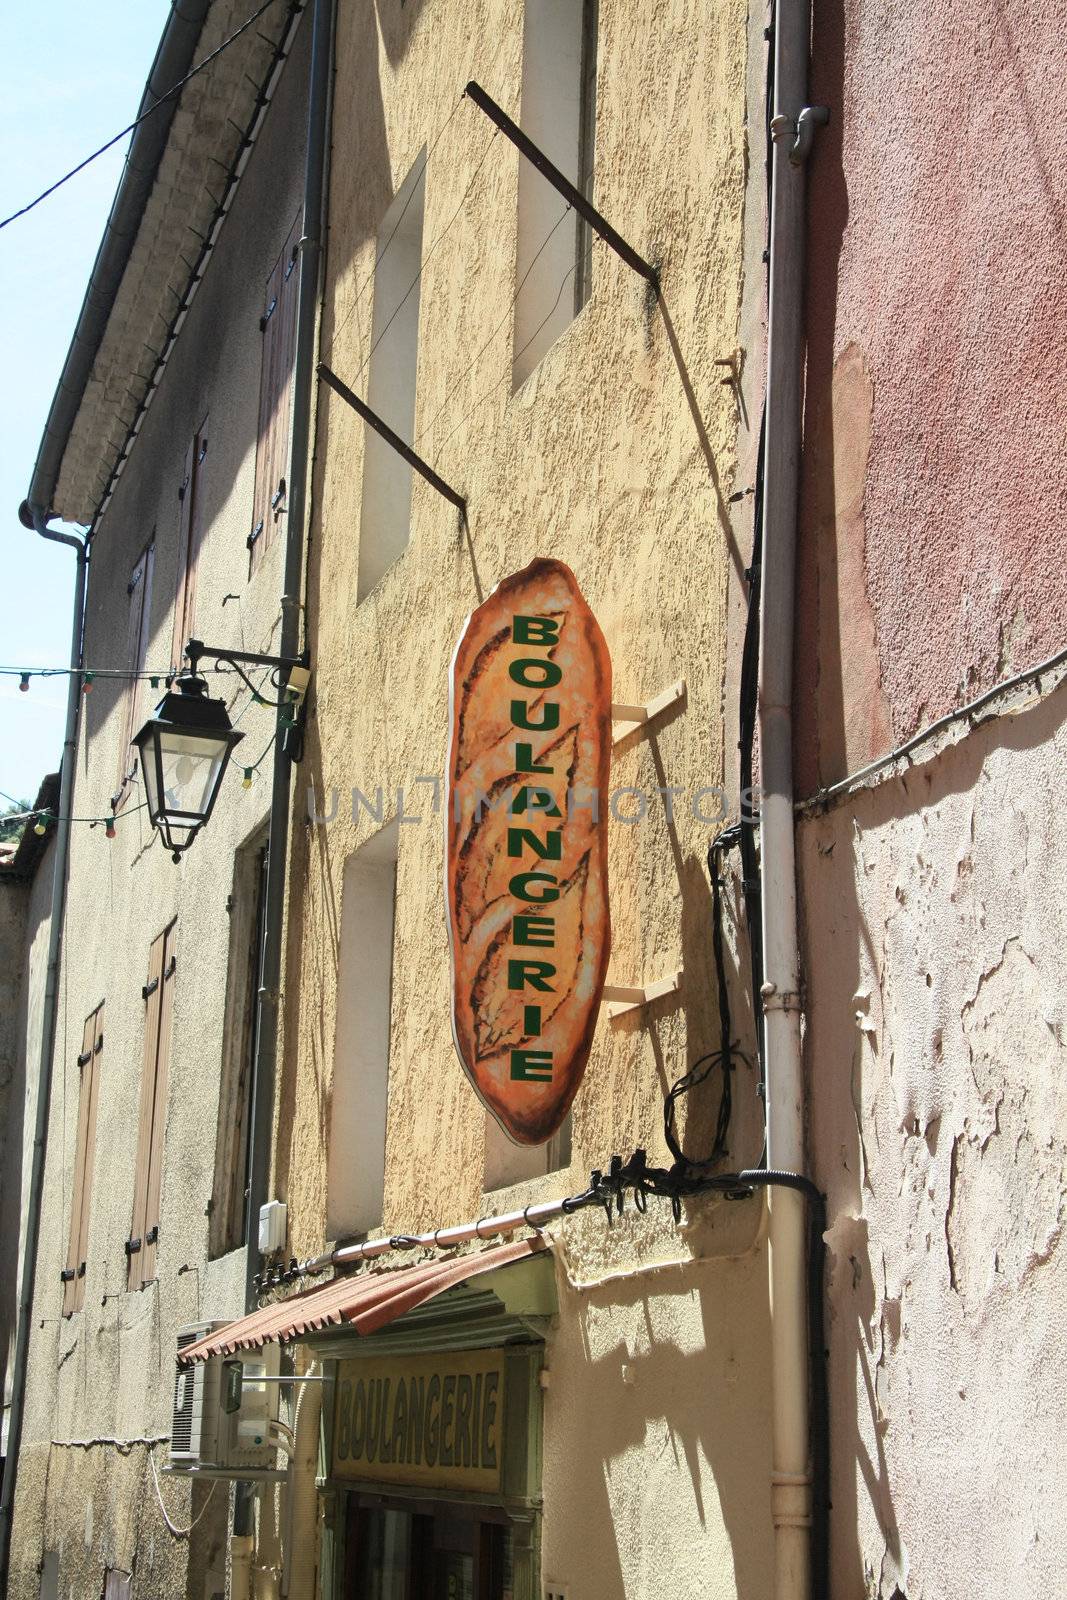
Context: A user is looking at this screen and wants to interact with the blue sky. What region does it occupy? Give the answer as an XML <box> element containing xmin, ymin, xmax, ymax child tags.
<box><xmin>0</xmin><ymin>3</ymin><xmax>171</xmax><ymax>806</ymax></box>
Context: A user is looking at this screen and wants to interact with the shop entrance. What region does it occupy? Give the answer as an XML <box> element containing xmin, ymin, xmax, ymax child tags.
<box><xmin>342</xmin><ymin>1494</ymin><xmax>515</xmax><ymax>1600</ymax></box>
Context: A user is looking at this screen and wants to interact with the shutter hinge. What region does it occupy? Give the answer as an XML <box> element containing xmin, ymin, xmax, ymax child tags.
<box><xmin>247</xmin><ymin>519</ymin><xmax>264</xmax><ymax>551</ymax></box>
<box><xmin>125</xmin><ymin>1237</ymin><xmax>142</xmax><ymax>1257</ymax></box>
<box><xmin>94</xmin><ymin>1034</ymin><xmax>104</xmax><ymax>1054</ymax></box>
<box><xmin>271</xmin><ymin>477</ymin><xmax>287</xmax><ymax>512</ymax></box>
<box><xmin>77</xmin><ymin>1261</ymin><xmax>86</xmax><ymax>1278</ymax></box>
<box><xmin>164</xmin><ymin>954</ymin><xmax>177</xmax><ymax>980</ymax></box>
<box><xmin>142</xmin><ymin>977</ymin><xmax>159</xmax><ymax>1001</ymax></box>
<box><xmin>60</xmin><ymin>1268</ymin><xmax>76</xmax><ymax>1283</ymax></box>
<box><xmin>198</xmin><ymin>438</ymin><xmax>208</xmax><ymax>464</ymax></box>
<box><xmin>260</xmin><ymin>295</ymin><xmax>277</xmax><ymax>331</ymax></box>
<box><xmin>78</xmin><ymin>1050</ymin><xmax>92</xmax><ymax>1068</ymax></box>
<box><xmin>145</xmin><ymin>1225</ymin><xmax>159</xmax><ymax>1246</ymax></box>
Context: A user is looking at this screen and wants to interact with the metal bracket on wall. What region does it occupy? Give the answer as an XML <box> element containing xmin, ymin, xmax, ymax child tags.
<box><xmin>611</xmin><ymin>679</ymin><xmax>686</xmax><ymax>747</ymax></box>
<box><xmin>601</xmin><ymin>970</ymin><xmax>683</xmax><ymax>1021</ymax></box>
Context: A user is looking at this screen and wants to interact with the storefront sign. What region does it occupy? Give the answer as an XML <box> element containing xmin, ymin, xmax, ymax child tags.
<box><xmin>446</xmin><ymin>558</ymin><xmax>612</xmax><ymax>1145</ymax></box>
<box><xmin>332</xmin><ymin>1349</ymin><xmax>506</xmax><ymax>1492</ymax></box>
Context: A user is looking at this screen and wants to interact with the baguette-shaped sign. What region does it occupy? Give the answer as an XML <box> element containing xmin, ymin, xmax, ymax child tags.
<box><xmin>446</xmin><ymin>558</ymin><xmax>612</xmax><ymax>1144</ymax></box>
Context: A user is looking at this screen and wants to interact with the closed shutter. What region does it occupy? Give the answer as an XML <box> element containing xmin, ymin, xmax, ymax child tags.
<box><xmin>115</xmin><ymin>540</ymin><xmax>155</xmax><ymax>810</ymax></box>
<box><xmin>249</xmin><ymin>212</ymin><xmax>301</xmax><ymax>572</ymax></box>
<box><xmin>62</xmin><ymin>1006</ymin><xmax>103</xmax><ymax>1316</ymax></box>
<box><xmin>127</xmin><ymin>923</ymin><xmax>176</xmax><ymax>1290</ymax></box>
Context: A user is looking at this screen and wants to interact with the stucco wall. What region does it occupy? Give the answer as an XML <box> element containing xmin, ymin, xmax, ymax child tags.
<box><xmin>277</xmin><ymin>0</ymin><xmax>771</xmax><ymax>1595</ymax></box>
<box><xmin>794</xmin><ymin>0</ymin><xmax>1067</xmax><ymax>793</ymax></box>
<box><xmin>6</xmin><ymin>16</ymin><xmax>312</xmax><ymax>1597</ymax></box>
<box><xmin>800</xmin><ymin>686</ymin><xmax>1067</xmax><ymax>1598</ymax></box>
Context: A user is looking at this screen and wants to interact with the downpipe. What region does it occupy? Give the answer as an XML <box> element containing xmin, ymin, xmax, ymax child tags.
<box><xmin>0</xmin><ymin>505</ymin><xmax>88</xmax><ymax>1591</ymax></box>
<box><xmin>282</xmin><ymin>1362</ymin><xmax>322</xmax><ymax>1600</ymax></box>
<box><xmin>234</xmin><ymin>0</ymin><xmax>335</xmax><ymax>1569</ymax></box>
<box><xmin>759</xmin><ymin>1</ymin><xmax>829</xmax><ymax>1598</ymax></box>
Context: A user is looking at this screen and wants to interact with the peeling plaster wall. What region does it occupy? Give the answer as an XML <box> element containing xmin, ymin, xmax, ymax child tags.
<box><xmin>795</xmin><ymin>0</ymin><xmax>1067</xmax><ymax>792</ymax></box>
<box><xmin>799</xmin><ymin>688</ymin><xmax>1067</xmax><ymax>1598</ymax></box>
<box><xmin>5</xmin><ymin>19</ymin><xmax>311</xmax><ymax>1598</ymax></box>
<box><xmin>280</xmin><ymin>0</ymin><xmax>772</xmax><ymax>1594</ymax></box>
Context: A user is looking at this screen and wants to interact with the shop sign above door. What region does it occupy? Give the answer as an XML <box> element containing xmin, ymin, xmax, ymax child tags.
<box><xmin>446</xmin><ymin>558</ymin><xmax>612</xmax><ymax>1145</ymax></box>
<box><xmin>333</xmin><ymin>1349</ymin><xmax>506</xmax><ymax>1493</ymax></box>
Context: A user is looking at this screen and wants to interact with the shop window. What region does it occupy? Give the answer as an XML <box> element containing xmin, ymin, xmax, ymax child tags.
<box><xmin>249</xmin><ymin>212</ymin><xmax>301</xmax><ymax>572</ymax></box>
<box><xmin>484</xmin><ymin>1108</ymin><xmax>571</xmax><ymax>1192</ymax></box>
<box><xmin>61</xmin><ymin>1003</ymin><xmax>104</xmax><ymax>1315</ymax></box>
<box><xmin>328</xmin><ymin>820</ymin><xmax>399</xmax><ymax>1238</ymax></box>
<box><xmin>171</xmin><ymin>415</ymin><xmax>210</xmax><ymax>671</ymax></box>
<box><xmin>209</xmin><ymin>832</ymin><xmax>268</xmax><ymax>1257</ymax></box>
<box><xmin>357</xmin><ymin>154</ymin><xmax>426</xmax><ymax>601</ymax></box>
<box><xmin>113</xmin><ymin>537</ymin><xmax>155</xmax><ymax>810</ymax></box>
<box><xmin>512</xmin><ymin>0</ymin><xmax>599</xmax><ymax>388</ymax></box>
<box><xmin>127</xmin><ymin>920</ymin><xmax>177</xmax><ymax>1291</ymax></box>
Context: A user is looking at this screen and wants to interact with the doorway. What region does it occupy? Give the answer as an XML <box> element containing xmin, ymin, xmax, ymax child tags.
<box><xmin>343</xmin><ymin>1495</ymin><xmax>515</xmax><ymax>1600</ymax></box>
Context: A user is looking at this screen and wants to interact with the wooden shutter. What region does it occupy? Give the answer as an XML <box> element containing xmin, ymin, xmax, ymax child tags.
<box><xmin>62</xmin><ymin>1006</ymin><xmax>103</xmax><ymax>1315</ymax></box>
<box><xmin>249</xmin><ymin>213</ymin><xmax>301</xmax><ymax>572</ymax></box>
<box><xmin>127</xmin><ymin>923</ymin><xmax>176</xmax><ymax>1290</ymax></box>
<box><xmin>114</xmin><ymin>540</ymin><xmax>155</xmax><ymax>809</ymax></box>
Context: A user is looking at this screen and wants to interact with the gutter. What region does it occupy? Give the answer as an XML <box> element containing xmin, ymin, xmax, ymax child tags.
<box><xmin>759</xmin><ymin>3</ymin><xmax>828</xmax><ymax>1598</ymax></box>
<box><xmin>0</xmin><ymin>509</ymin><xmax>88</xmax><ymax>1591</ymax></box>
<box><xmin>26</xmin><ymin>1</ymin><xmax>211</xmax><ymax>518</ymax></box>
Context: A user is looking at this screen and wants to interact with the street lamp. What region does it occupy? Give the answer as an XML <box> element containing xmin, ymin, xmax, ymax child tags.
<box><xmin>133</xmin><ymin>638</ymin><xmax>309</xmax><ymax>862</ymax></box>
<box><xmin>133</xmin><ymin>675</ymin><xmax>245</xmax><ymax>861</ymax></box>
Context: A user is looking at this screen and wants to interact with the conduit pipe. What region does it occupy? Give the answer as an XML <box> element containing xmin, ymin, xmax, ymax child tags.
<box><xmin>282</xmin><ymin>1362</ymin><xmax>322</xmax><ymax>1600</ymax></box>
<box><xmin>231</xmin><ymin>1533</ymin><xmax>254</xmax><ymax>1600</ymax></box>
<box><xmin>759</xmin><ymin>1</ymin><xmax>827</xmax><ymax>1597</ymax></box>
<box><xmin>0</xmin><ymin>507</ymin><xmax>88</xmax><ymax>1592</ymax></box>
<box><xmin>235</xmin><ymin>0</ymin><xmax>335</xmax><ymax>1560</ymax></box>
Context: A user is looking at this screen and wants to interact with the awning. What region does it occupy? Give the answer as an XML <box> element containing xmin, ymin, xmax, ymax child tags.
<box><xmin>178</xmin><ymin>1236</ymin><xmax>547</xmax><ymax>1364</ymax></box>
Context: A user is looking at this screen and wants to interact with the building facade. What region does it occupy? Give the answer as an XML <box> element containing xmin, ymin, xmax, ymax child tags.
<box><xmin>3</xmin><ymin>2</ymin><xmax>1064</xmax><ymax>1599</ymax></box>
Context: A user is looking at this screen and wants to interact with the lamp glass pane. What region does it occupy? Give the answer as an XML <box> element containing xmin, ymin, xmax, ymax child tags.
<box><xmin>155</xmin><ymin>730</ymin><xmax>229</xmax><ymax>821</ymax></box>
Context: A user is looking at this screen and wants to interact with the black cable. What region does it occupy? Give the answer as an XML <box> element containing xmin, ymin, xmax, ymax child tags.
<box><xmin>0</xmin><ymin>0</ymin><xmax>285</xmax><ymax>232</ymax></box>
<box><xmin>738</xmin><ymin>406</ymin><xmax>766</xmax><ymax>1088</ymax></box>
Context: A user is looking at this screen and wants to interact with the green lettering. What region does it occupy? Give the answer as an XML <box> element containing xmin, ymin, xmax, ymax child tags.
<box><xmin>456</xmin><ymin>1374</ymin><xmax>473</xmax><ymax>1467</ymax></box>
<box><xmin>508</xmin><ymin>959</ymin><xmax>556</xmax><ymax>992</ymax></box>
<box><xmin>510</xmin><ymin>785</ymin><xmax>562</xmax><ymax>817</ymax></box>
<box><xmin>481</xmin><ymin>1372</ymin><xmax>500</xmax><ymax>1467</ymax></box>
<box><xmin>336</xmin><ymin>1380</ymin><xmax>352</xmax><ymax>1460</ymax></box>
<box><xmin>425</xmin><ymin>1375</ymin><xmax>441</xmax><ymax>1466</ymax></box>
<box><xmin>513</xmin><ymin>913</ymin><xmax>555</xmax><ymax>947</ymax></box>
<box><xmin>509</xmin><ymin>657</ymin><xmax>563</xmax><ymax>689</ymax></box>
<box><xmin>512</xmin><ymin>615</ymin><xmax>560</xmax><ymax>646</ymax></box>
<box><xmin>508</xmin><ymin>871</ymin><xmax>560</xmax><ymax>904</ymax></box>
<box><xmin>511</xmin><ymin>1048</ymin><xmax>554</xmax><ymax>1081</ymax></box>
<box><xmin>391</xmin><ymin>1378</ymin><xmax>408</xmax><ymax>1463</ymax></box>
<box><xmin>407</xmin><ymin>1376</ymin><xmax>424</xmax><ymax>1464</ymax></box>
<box><xmin>523</xmin><ymin>1004</ymin><xmax>542</xmax><ymax>1034</ymax></box>
<box><xmin>471</xmin><ymin>1374</ymin><xmax>483</xmax><ymax>1467</ymax></box>
<box><xmin>507</xmin><ymin>827</ymin><xmax>562</xmax><ymax>860</ymax></box>
<box><xmin>511</xmin><ymin>698</ymin><xmax>560</xmax><ymax>731</ymax></box>
<box><xmin>515</xmin><ymin>741</ymin><xmax>554</xmax><ymax>775</ymax></box>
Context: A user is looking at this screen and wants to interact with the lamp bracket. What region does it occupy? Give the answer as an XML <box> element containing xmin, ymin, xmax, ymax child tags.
<box><xmin>183</xmin><ymin>639</ymin><xmax>311</xmax><ymax>710</ymax></box>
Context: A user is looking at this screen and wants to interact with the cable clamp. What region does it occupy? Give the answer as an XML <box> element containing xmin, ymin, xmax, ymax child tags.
<box><xmin>771</xmin><ymin>105</ymin><xmax>830</xmax><ymax>165</ymax></box>
<box><xmin>760</xmin><ymin>982</ymin><xmax>802</xmax><ymax>1014</ymax></box>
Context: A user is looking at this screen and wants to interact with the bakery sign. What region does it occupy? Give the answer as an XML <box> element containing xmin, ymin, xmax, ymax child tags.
<box><xmin>446</xmin><ymin>558</ymin><xmax>611</xmax><ymax>1145</ymax></box>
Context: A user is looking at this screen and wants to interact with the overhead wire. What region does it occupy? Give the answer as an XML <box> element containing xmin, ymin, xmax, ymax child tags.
<box><xmin>0</xmin><ymin>0</ymin><xmax>286</xmax><ymax>233</ymax></box>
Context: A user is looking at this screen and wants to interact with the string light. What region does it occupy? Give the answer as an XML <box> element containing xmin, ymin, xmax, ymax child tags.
<box><xmin>82</xmin><ymin>673</ymin><xmax>95</xmax><ymax>694</ymax></box>
<box><xmin>105</xmin><ymin>821</ymin><xmax>116</xmax><ymax>840</ymax></box>
<box><xmin>33</xmin><ymin>819</ymin><xmax>47</xmax><ymax>837</ymax></box>
<box><xmin>242</xmin><ymin>769</ymin><xmax>254</xmax><ymax>789</ymax></box>
<box><xmin>18</xmin><ymin>673</ymin><xmax>29</xmax><ymax>693</ymax></box>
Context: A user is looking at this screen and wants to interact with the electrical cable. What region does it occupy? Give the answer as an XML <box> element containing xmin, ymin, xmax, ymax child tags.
<box><xmin>0</xmin><ymin>0</ymin><xmax>286</xmax><ymax>233</ymax></box>
<box><xmin>416</xmin><ymin>202</ymin><xmax>575</xmax><ymax>452</ymax></box>
<box><xmin>148</xmin><ymin>1450</ymin><xmax>218</xmax><ymax>1539</ymax></box>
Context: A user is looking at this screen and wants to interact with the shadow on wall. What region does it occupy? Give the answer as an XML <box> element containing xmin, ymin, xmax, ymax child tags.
<box><xmin>543</xmin><ymin>1252</ymin><xmax>774</xmax><ymax>1598</ymax></box>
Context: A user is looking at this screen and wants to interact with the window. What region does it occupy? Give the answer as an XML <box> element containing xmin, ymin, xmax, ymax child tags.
<box><xmin>512</xmin><ymin>0</ymin><xmax>599</xmax><ymax>388</ymax></box>
<box><xmin>210</xmin><ymin>833</ymin><xmax>269</xmax><ymax>1257</ymax></box>
<box><xmin>61</xmin><ymin>1004</ymin><xmax>103</xmax><ymax>1315</ymax></box>
<box><xmin>357</xmin><ymin>155</ymin><xmax>426</xmax><ymax>601</ymax></box>
<box><xmin>328</xmin><ymin>820</ymin><xmax>398</xmax><ymax>1237</ymax></box>
<box><xmin>249</xmin><ymin>212</ymin><xmax>301</xmax><ymax>572</ymax></box>
<box><xmin>484</xmin><ymin>1108</ymin><xmax>571</xmax><ymax>1192</ymax></box>
<box><xmin>113</xmin><ymin>538</ymin><xmax>155</xmax><ymax>810</ymax></box>
<box><xmin>171</xmin><ymin>415</ymin><xmax>210</xmax><ymax>671</ymax></box>
<box><xmin>127</xmin><ymin>921</ymin><xmax>177</xmax><ymax>1291</ymax></box>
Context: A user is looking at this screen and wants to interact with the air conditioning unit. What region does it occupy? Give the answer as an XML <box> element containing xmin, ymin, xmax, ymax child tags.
<box><xmin>170</xmin><ymin>1322</ymin><xmax>281</xmax><ymax>1473</ymax></box>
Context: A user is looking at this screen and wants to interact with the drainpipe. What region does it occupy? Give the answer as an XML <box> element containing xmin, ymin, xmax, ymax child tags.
<box><xmin>234</xmin><ymin>0</ymin><xmax>334</xmax><ymax>1556</ymax></box>
<box><xmin>759</xmin><ymin>2</ymin><xmax>827</xmax><ymax>1598</ymax></box>
<box><xmin>0</xmin><ymin>507</ymin><xmax>88</xmax><ymax>1592</ymax></box>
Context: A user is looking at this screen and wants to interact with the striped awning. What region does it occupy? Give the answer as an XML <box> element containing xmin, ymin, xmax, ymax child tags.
<box><xmin>178</xmin><ymin>1236</ymin><xmax>547</xmax><ymax>1364</ymax></box>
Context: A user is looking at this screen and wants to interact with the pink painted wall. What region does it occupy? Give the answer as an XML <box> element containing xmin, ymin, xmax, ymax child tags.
<box><xmin>794</xmin><ymin>0</ymin><xmax>1067</xmax><ymax>795</ymax></box>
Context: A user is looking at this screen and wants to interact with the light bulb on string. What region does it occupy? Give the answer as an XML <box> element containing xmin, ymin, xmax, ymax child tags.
<box><xmin>33</xmin><ymin>817</ymin><xmax>47</xmax><ymax>836</ymax></box>
<box><xmin>105</xmin><ymin>820</ymin><xmax>116</xmax><ymax>840</ymax></box>
<box><xmin>82</xmin><ymin>672</ymin><xmax>95</xmax><ymax>695</ymax></box>
<box><xmin>19</xmin><ymin>673</ymin><xmax>30</xmax><ymax>693</ymax></box>
<box><xmin>242</xmin><ymin>768</ymin><xmax>254</xmax><ymax>789</ymax></box>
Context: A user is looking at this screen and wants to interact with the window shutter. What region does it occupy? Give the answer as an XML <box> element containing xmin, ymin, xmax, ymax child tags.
<box><xmin>115</xmin><ymin>541</ymin><xmax>155</xmax><ymax>809</ymax></box>
<box><xmin>249</xmin><ymin>213</ymin><xmax>301</xmax><ymax>572</ymax></box>
<box><xmin>128</xmin><ymin>928</ymin><xmax>167</xmax><ymax>1290</ymax></box>
<box><xmin>62</xmin><ymin>1008</ymin><xmax>102</xmax><ymax>1316</ymax></box>
<box><xmin>142</xmin><ymin>922</ymin><xmax>177</xmax><ymax>1285</ymax></box>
